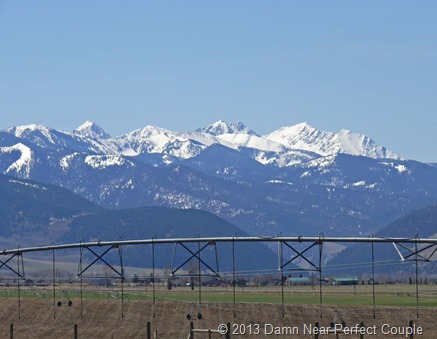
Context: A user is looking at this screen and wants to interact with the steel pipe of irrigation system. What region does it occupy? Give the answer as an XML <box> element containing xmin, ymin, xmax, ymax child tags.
<box><xmin>1</xmin><ymin>236</ymin><xmax>436</xmax><ymax>255</ymax></box>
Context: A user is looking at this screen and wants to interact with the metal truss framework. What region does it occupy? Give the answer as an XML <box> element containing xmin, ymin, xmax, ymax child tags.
<box><xmin>77</xmin><ymin>244</ymin><xmax>125</xmax><ymax>318</ymax></box>
<box><xmin>0</xmin><ymin>236</ymin><xmax>436</xmax><ymax>320</ymax></box>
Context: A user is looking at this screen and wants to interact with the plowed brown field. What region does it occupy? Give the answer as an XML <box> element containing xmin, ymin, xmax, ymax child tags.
<box><xmin>0</xmin><ymin>298</ymin><xmax>435</xmax><ymax>338</ymax></box>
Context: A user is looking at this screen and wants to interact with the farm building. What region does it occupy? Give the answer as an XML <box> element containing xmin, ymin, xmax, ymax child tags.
<box><xmin>287</xmin><ymin>277</ymin><xmax>311</xmax><ymax>286</ymax></box>
<box><xmin>333</xmin><ymin>277</ymin><xmax>359</xmax><ymax>286</ymax></box>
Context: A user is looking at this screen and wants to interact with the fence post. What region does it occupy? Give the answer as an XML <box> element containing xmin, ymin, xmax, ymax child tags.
<box><xmin>360</xmin><ymin>322</ymin><xmax>364</xmax><ymax>339</ymax></box>
<box><xmin>225</xmin><ymin>322</ymin><xmax>231</xmax><ymax>339</ymax></box>
<box><xmin>74</xmin><ymin>324</ymin><xmax>78</xmax><ymax>339</ymax></box>
<box><xmin>146</xmin><ymin>321</ymin><xmax>151</xmax><ymax>339</ymax></box>
<box><xmin>314</xmin><ymin>322</ymin><xmax>319</xmax><ymax>339</ymax></box>
<box><xmin>10</xmin><ymin>323</ymin><xmax>13</xmax><ymax>339</ymax></box>
<box><xmin>189</xmin><ymin>321</ymin><xmax>194</xmax><ymax>339</ymax></box>
<box><xmin>409</xmin><ymin>320</ymin><xmax>414</xmax><ymax>339</ymax></box>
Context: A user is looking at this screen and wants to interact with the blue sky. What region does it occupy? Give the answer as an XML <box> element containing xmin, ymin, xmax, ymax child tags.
<box><xmin>0</xmin><ymin>1</ymin><xmax>436</xmax><ymax>162</ymax></box>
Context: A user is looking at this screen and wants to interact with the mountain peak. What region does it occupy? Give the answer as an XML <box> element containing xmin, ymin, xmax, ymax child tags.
<box><xmin>265</xmin><ymin>123</ymin><xmax>401</xmax><ymax>160</ymax></box>
<box><xmin>196</xmin><ymin>120</ymin><xmax>259</xmax><ymax>136</ymax></box>
<box><xmin>5</xmin><ymin>124</ymin><xmax>53</xmax><ymax>135</ymax></box>
<box><xmin>127</xmin><ymin>125</ymin><xmax>173</xmax><ymax>139</ymax></box>
<box><xmin>269</xmin><ymin>122</ymin><xmax>319</xmax><ymax>136</ymax></box>
<box><xmin>338</xmin><ymin>128</ymin><xmax>352</xmax><ymax>135</ymax></box>
<box><xmin>75</xmin><ymin>121</ymin><xmax>111</xmax><ymax>139</ymax></box>
<box><xmin>293</xmin><ymin>122</ymin><xmax>316</xmax><ymax>130</ymax></box>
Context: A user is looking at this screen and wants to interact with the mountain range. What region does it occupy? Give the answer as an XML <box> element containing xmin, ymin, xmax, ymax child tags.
<box><xmin>1</xmin><ymin>120</ymin><xmax>436</xmax><ymax>243</ymax></box>
<box><xmin>1</xmin><ymin>120</ymin><xmax>400</xmax><ymax>171</ymax></box>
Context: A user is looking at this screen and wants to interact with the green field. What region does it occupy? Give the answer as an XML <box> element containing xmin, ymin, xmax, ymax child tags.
<box><xmin>154</xmin><ymin>284</ymin><xmax>437</xmax><ymax>307</ymax></box>
<box><xmin>1</xmin><ymin>283</ymin><xmax>436</xmax><ymax>307</ymax></box>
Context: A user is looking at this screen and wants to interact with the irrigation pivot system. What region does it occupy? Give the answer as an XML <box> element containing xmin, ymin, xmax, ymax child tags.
<box><xmin>0</xmin><ymin>235</ymin><xmax>436</xmax><ymax>320</ymax></box>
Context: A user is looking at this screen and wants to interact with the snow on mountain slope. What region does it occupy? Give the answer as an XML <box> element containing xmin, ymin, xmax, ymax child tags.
<box><xmin>112</xmin><ymin>123</ymin><xmax>318</xmax><ymax>167</ymax></box>
<box><xmin>8</xmin><ymin>178</ymin><xmax>47</xmax><ymax>191</ymax></box>
<box><xmin>265</xmin><ymin>122</ymin><xmax>400</xmax><ymax>160</ymax></box>
<box><xmin>336</xmin><ymin>129</ymin><xmax>400</xmax><ymax>159</ymax></box>
<box><xmin>84</xmin><ymin>155</ymin><xmax>135</xmax><ymax>169</ymax></box>
<box><xmin>3</xmin><ymin>123</ymin><xmax>116</xmax><ymax>155</ymax></box>
<box><xmin>113</xmin><ymin>125</ymin><xmax>207</xmax><ymax>162</ymax></box>
<box><xmin>5</xmin><ymin>124</ymin><xmax>61</xmax><ymax>147</ymax></box>
<box><xmin>217</xmin><ymin>133</ymin><xmax>285</xmax><ymax>153</ymax></box>
<box><xmin>60</xmin><ymin>152</ymin><xmax>80</xmax><ymax>171</ymax></box>
<box><xmin>74</xmin><ymin>120</ymin><xmax>112</xmax><ymax>139</ymax></box>
<box><xmin>0</xmin><ymin>120</ymin><xmax>402</xmax><ymax>172</ymax></box>
<box><xmin>0</xmin><ymin>143</ymin><xmax>34</xmax><ymax>176</ymax></box>
<box><xmin>181</xmin><ymin>131</ymin><xmax>237</xmax><ymax>149</ymax></box>
<box><xmin>216</xmin><ymin>132</ymin><xmax>320</xmax><ymax>166</ymax></box>
<box><xmin>253</xmin><ymin>149</ymin><xmax>319</xmax><ymax>167</ymax></box>
<box><xmin>196</xmin><ymin>120</ymin><xmax>259</xmax><ymax>136</ymax></box>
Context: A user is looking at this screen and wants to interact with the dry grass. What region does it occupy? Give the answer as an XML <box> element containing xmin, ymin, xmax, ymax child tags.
<box><xmin>0</xmin><ymin>298</ymin><xmax>436</xmax><ymax>338</ymax></box>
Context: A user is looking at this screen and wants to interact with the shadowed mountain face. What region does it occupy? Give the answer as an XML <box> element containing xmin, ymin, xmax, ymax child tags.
<box><xmin>0</xmin><ymin>174</ymin><xmax>102</xmax><ymax>242</ymax></box>
<box><xmin>0</xmin><ymin>175</ymin><xmax>277</xmax><ymax>271</ymax></box>
<box><xmin>1</xmin><ymin>174</ymin><xmax>434</xmax><ymax>273</ymax></box>
<box><xmin>327</xmin><ymin>204</ymin><xmax>437</xmax><ymax>275</ymax></box>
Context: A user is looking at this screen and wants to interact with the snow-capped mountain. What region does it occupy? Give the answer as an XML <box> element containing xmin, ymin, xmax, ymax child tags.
<box><xmin>74</xmin><ymin>120</ymin><xmax>112</xmax><ymax>140</ymax></box>
<box><xmin>107</xmin><ymin>120</ymin><xmax>399</xmax><ymax>167</ymax></box>
<box><xmin>265</xmin><ymin>122</ymin><xmax>401</xmax><ymax>160</ymax></box>
<box><xmin>196</xmin><ymin>120</ymin><xmax>259</xmax><ymax>136</ymax></box>
<box><xmin>1</xmin><ymin>123</ymin><xmax>115</xmax><ymax>155</ymax></box>
<box><xmin>0</xmin><ymin>120</ymin><xmax>401</xmax><ymax>170</ymax></box>
<box><xmin>112</xmin><ymin>125</ymin><xmax>209</xmax><ymax>164</ymax></box>
<box><xmin>2</xmin><ymin>119</ymin><xmax>434</xmax><ymax>240</ymax></box>
<box><xmin>4</xmin><ymin>124</ymin><xmax>75</xmax><ymax>149</ymax></box>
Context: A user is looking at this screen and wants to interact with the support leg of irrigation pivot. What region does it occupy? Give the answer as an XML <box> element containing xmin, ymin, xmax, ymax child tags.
<box><xmin>52</xmin><ymin>244</ymin><xmax>56</xmax><ymax>320</ymax></box>
<box><xmin>78</xmin><ymin>245</ymin><xmax>83</xmax><ymax>319</ymax></box>
<box><xmin>170</xmin><ymin>238</ymin><xmax>220</xmax><ymax>320</ymax></box>
<box><xmin>278</xmin><ymin>235</ymin><xmax>324</xmax><ymax>319</ymax></box>
<box><xmin>392</xmin><ymin>241</ymin><xmax>437</xmax><ymax>263</ymax></box>
<box><xmin>119</xmin><ymin>244</ymin><xmax>124</xmax><ymax>318</ymax></box>
<box><xmin>0</xmin><ymin>251</ymin><xmax>25</xmax><ymax>319</ymax></box>
<box><xmin>198</xmin><ymin>239</ymin><xmax>202</xmax><ymax>317</ymax></box>
<box><xmin>370</xmin><ymin>234</ymin><xmax>376</xmax><ymax>320</ymax></box>
<box><xmin>0</xmin><ymin>252</ymin><xmax>25</xmax><ymax>279</ymax></box>
<box><xmin>151</xmin><ymin>235</ymin><xmax>156</xmax><ymax>318</ymax></box>
<box><xmin>318</xmin><ymin>235</ymin><xmax>323</xmax><ymax>320</ymax></box>
<box><xmin>277</xmin><ymin>234</ymin><xmax>285</xmax><ymax>318</ymax></box>
<box><xmin>232</xmin><ymin>234</ymin><xmax>236</xmax><ymax>319</ymax></box>
<box><xmin>391</xmin><ymin>235</ymin><xmax>435</xmax><ymax>319</ymax></box>
<box><xmin>170</xmin><ymin>241</ymin><xmax>220</xmax><ymax>277</ymax></box>
<box><xmin>76</xmin><ymin>243</ymin><xmax>125</xmax><ymax>318</ymax></box>
<box><xmin>17</xmin><ymin>251</ymin><xmax>24</xmax><ymax>319</ymax></box>
<box><xmin>415</xmin><ymin>235</ymin><xmax>419</xmax><ymax>319</ymax></box>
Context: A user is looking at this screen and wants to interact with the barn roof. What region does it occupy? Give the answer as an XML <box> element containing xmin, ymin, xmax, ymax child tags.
<box><xmin>334</xmin><ymin>277</ymin><xmax>359</xmax><ymax>282</ymax></box>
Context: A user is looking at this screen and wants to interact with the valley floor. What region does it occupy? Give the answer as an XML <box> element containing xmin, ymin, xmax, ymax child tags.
<box><xmin>0</xmin><ymin>287</ymin><xmax>436</xmax><ymax>338</ymax></box>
